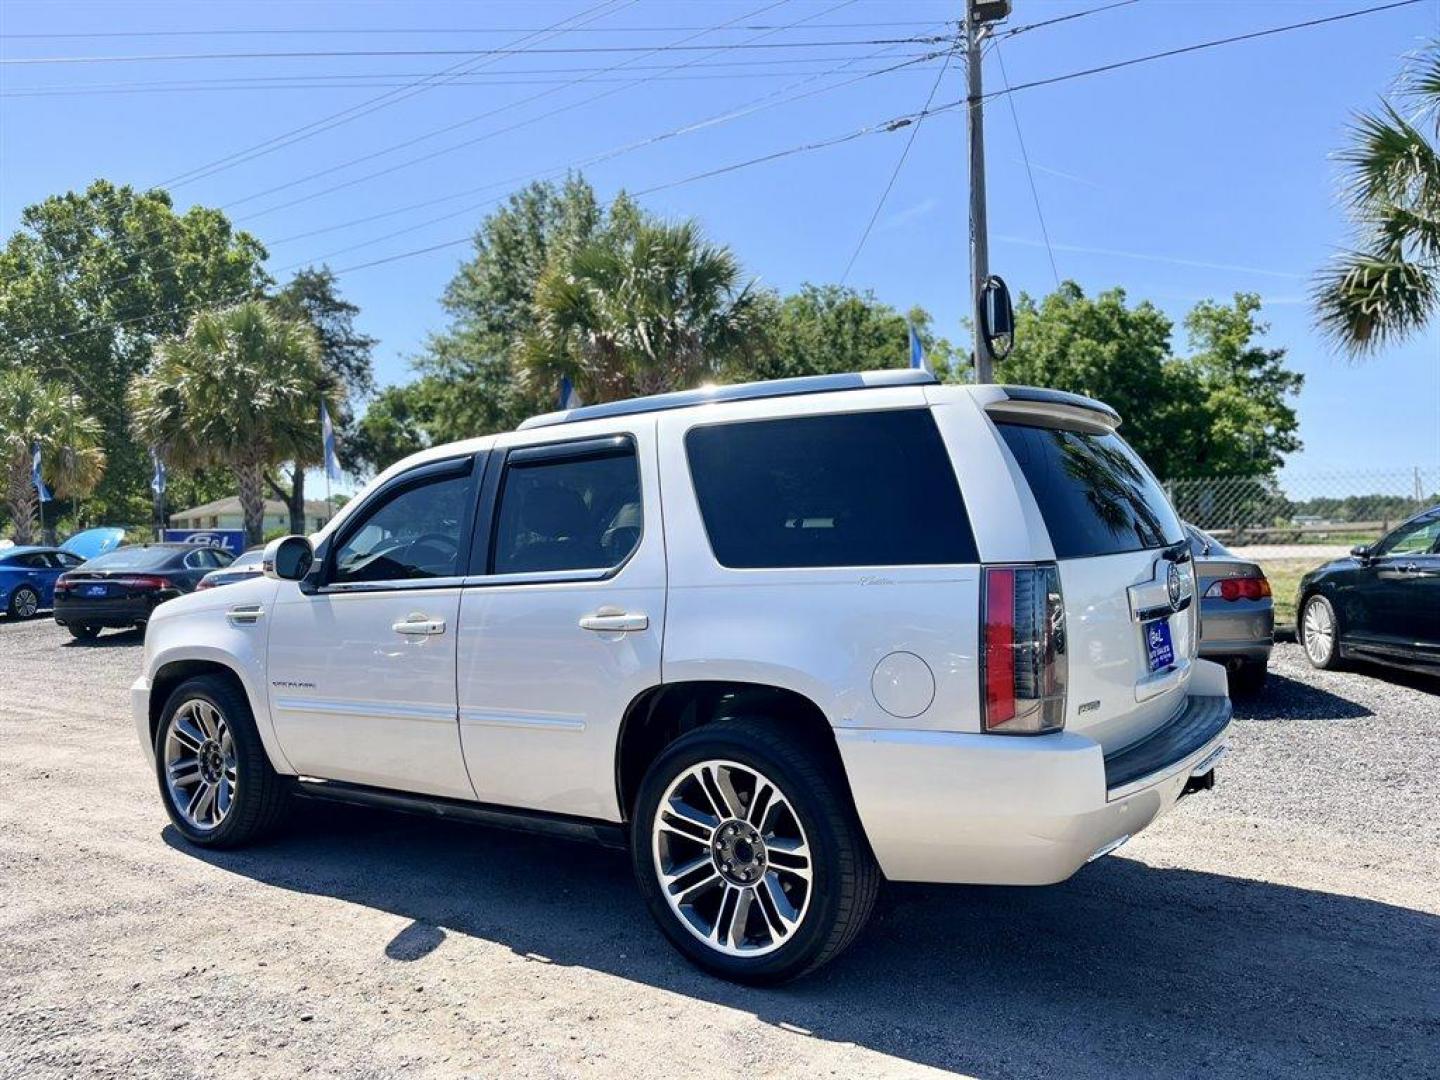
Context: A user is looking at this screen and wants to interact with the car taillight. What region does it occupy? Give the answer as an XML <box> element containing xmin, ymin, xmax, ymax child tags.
<box><xmin>981</xmin><ymin>565</ymin><xmax>1067</xmax><ymax>735</ymax></box>
<box><xmin>113</xmin><ymin>575</ymin><xmax>170</xmax><ymax>591</ymax></box>
<box><xmin>1204</xmin><ymin>576</ymin><xmax>1271</xmax><ymax>601</ymax></box>
<box><xmin>54</xmin><ymin>574</ymin><xmax>74</xmax><ymax>593</ymax></box>
<box><xmin>195</xmin><ymin>578</ymin><xmax>215</xmax><ymax>591</ymax></box>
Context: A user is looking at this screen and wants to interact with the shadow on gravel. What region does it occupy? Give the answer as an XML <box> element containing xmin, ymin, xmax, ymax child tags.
<box><xmin>59</xmin><ymin>627</ymin><xmax>144</xmax><ymax>649</ymax></box>
<box><xmin>165</xmin><ymin>804</ymin><xmax>1440</xmax><ymax>1079</ymax></box>
<box><xmin>1232</xmin><ymin>671</ymin><xmax>1374</xmax><ymax>722</ymax></box>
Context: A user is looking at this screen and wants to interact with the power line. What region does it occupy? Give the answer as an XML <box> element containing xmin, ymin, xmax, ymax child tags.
<box><xmin>0</xmin><ymin>20</ymin><xmax>948</xmax><ymax>40</ymax></box>
<box><xmin>157</xmin><ymin>0</ymin><xmax>636</xmax><ymax>190</ymax></box>
<box><xmin>839</xmin><ymin>49</ymin><xmax>956</xmax><ymax>284</ymax></box>
<box><xmin>985</xmin><ymin>0</ymin><xmax>1424</xmax><ymax>101</ymax></box>
<box><xmin>994</xmin><ymin>42</ymin><xmax>1058</xmax><ymax>288</ymax></box>
<box><xmin>223</xmin><ymin>1</ymin><xmax>878</xmax><ymax>219</ymax></box>
<box><xmin>0</xmin><ymin>34</ymin><xmax>951</xmax><ymax>65</ymax></box>
<box><xmin>996</xmin><ymin>0</ymin><xmax>1138</xmax><ymax>41</ymax></box>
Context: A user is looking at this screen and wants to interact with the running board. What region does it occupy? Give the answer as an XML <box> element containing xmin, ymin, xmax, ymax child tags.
<box><xmin>292</xmin><ymin>777</ymin><xmax>628</xmax><ymax>849</ymax></box>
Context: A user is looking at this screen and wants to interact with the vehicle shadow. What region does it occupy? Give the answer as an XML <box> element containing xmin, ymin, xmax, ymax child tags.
<box><xmin>1232</xmin><ymin>671</ymin><xmax>1373</xmax><ymax>721</ymax></box>
<box><xmin>59</xmin><ymin>627</ymin><xmax>145</xmax><ymax>649</ymax></box>
<box><xmin>163</xmin><ymin>805</ymin><xmax>1439</xmax><ymax>1079</ymax></box>
<box><xmin>1344</xmin><ymin>661</ymin><xmax>1440</xmax><ymax>696</ymax></box>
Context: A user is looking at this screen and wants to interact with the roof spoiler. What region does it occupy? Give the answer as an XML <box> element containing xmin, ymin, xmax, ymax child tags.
<box><xmin>983</xmin><ymin>385</ymin><xmax>1121</xmax><ymax>433</ymax></box>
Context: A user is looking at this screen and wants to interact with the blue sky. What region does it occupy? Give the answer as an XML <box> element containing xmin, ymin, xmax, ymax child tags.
<box><xmin>3</xmin><ymin>0</ymin><xmax>1438</xmax><ymax>481</ymax></box>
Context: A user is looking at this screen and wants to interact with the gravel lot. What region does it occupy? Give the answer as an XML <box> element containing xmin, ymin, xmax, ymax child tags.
<box><xmin>2</xmin><ymin>619</ymin><xmax>1437</xmax><ymax>1080</ymax></box>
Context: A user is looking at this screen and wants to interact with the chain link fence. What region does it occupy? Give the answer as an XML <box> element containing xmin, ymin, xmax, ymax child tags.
<box><xmin>1164</xmin><ymin>468</ymin><xmax>1439</xmax><ymax>546</ymax></box>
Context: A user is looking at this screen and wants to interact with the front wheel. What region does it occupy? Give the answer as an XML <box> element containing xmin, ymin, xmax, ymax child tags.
<box><xmin>1300</xmin><ymin>594</ymin><xmax>1342</xmax><ymax>670</ymax></box>
<box><xmin>631</xmin><ymin>718</ymin><xmax>879</xmax><ymax>984</ymax></box>
<box><xmin>8</xmin><ymin>586</ymin><xmax>40</xmax><ymax>619</ymax></box>
<box><xmin>156</xmin><ymin>675</ymin><xmax>290</xmax><ymax>848</ymax></box>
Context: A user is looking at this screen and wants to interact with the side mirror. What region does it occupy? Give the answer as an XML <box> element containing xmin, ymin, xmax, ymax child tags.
<box><xmin>1350</xmin><ymin>544</ymin><xmax>1371</xmax><ymax>563</ymax></box>
<box><xmin>263</xmin><ymin>535</ymin><xmax>314</xmax><ymax>581</ymax></box>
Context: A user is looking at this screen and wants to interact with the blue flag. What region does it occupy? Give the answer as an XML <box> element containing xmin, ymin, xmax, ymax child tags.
<box><xmin>321</xmin><ymin>401</ymin><xmax>342</xmax><ymax>482</ymax></box>
<box><xmin>908</xmin><ymin>320</ymin><xmax>929</xmax><ymax>373</ymax></box>
<box><xmin>559</xmin><ymin>376</ymin><xmax>583</xmax><ymax>411</ymax></box>
<box><xmin>150</xmin><ymin>448</ymin><xmax>167</xmax><ymax>496</ymax></box>
<box><xmin>31</xmin><ymin>443</ymin><xmax>51</xmax><ymax>503</ymax></box>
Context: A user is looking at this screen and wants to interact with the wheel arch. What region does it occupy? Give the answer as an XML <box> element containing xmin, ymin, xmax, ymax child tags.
<box><xmin>614</xmin><ymin>681</ymin><xmax>852</xmax><ymax>824</ymax></box>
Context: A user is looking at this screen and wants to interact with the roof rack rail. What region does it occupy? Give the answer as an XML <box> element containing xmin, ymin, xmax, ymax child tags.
<box><xmin>518</xmin><ymin>369</ymin><xmax>938</xmax><ymax>430</ymax></box>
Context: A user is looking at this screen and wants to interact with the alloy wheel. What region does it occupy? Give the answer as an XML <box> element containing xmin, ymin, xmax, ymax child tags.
<box><xmin>650</xmin><ymin>759</ymin><xmax>812</xmax><ymax>958</ymax></box>
<box><xmin>163</xmin><ymin>698</ymin><xmax>238</xmax><ymax>832</ymax></box>
<box><xmin>1303</xmin><ymin>598</ymin><xmax>1334</xmax><ymax>666</ymax></box>
<box><xmin>13</xmin><ymin>588</ymin><xmax>38</xmax><ymax>618</ymax></box>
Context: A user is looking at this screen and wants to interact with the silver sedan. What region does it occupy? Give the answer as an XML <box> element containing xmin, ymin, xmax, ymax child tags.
<box><xmin>1185</xmin><ymin>524</ymin><xmax>1274</xmax><ymax>694</ymax></box>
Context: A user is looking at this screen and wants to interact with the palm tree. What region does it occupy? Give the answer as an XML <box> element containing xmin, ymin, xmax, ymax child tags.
<box><xmin>518</xmin><ymin>218</ymin><xmax>767</xmax><ymax>403</ymax></box>
<box><xmin>129</xmin><ymin>302</ymin><xmax>337</xmax><ymax>545</ymax></box>
<box><xmin>0</xmin><ymin>368</ymin><xmax>106</xmax><ymax>545</ymax></box>
<box><xmin>1314</xmin><ymin>41</ymin><xmax>1440</xmax><ymax>356</ymax></box>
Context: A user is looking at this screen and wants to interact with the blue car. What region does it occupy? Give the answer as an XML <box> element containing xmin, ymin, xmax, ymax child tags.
<box><xmin>0</xmin><ymin>547</ymin><xmax>88</xmax><ymax>619</ymax></box>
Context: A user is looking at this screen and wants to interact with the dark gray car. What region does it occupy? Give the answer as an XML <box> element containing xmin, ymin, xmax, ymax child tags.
<box><xmin>1185</xmin><ymin>524</ymin><xmax>1274</xmax><ymax>694</ymax></box>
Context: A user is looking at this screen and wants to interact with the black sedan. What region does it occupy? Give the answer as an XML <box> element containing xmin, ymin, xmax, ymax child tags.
<box><xmin>1297</xmin><ymin>505</ymin><xmax>1440</xmax><ymax>676</ymax></box>
<box><xmin>54</xmin><ymin>543</ymin><xmax>233</xmax><ymax>640</ymax></box>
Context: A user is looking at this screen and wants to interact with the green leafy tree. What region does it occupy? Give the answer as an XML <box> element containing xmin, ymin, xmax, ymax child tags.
<box><xmin>746</xmin><ymin>283</ymin><xmax>957</xmax><ymax>381</ymax></box>
<box><xmin>267</xmin><ymin>266</ymin><xmax>377</xmax><ymax>531</ymax></box>
<box><xmin>993</xmin><ymin>283</ymin><xmax>1301</xmax><ymax>481</ymax></box>
<box><xmin>1314</xmin><ymin>41</ymin><xmax>1440</xmax><ymax>355</ymax></box>
<box><xmin>518</xmin><ymin>217</ymin><xmax>766</xmax><ymax>401</ymax></box>
<box><xmin>0</xmin><ymin>368</ymin><xmax>106</xmax><ymax>545</ymax></box>
<box><xmin>128</xmin><ymin>302</ymin><xmax>338</xmax><ymax>545</ymax></box>
<box><xmin>0</xmin><ymin>180</ymin><xmax>269</xmax><ymax>522</ymax></box>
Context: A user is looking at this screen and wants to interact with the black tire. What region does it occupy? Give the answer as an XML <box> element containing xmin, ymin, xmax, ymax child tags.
<box><xmin>631</xmin><ymin>717</ymin><xmax>880</xmax><ymax>985</ymax></box>
<box><xmin>154</xmin><ymin>674</ymin><xmax>290</xmax><ymax>848</ymax></box>
<box><xmin>1229</xmin><ymin>659</ymin><xmax>1268</xmax><ymax>696</ymax></box>
<box><xmin>8</xmin><ymin>586</ymin><xmax>41</xmax><ymax>619</ymax></box>
<box><xmin>1299</xmin><ymin>593</ymin><xmax>1343</xmax><ymax>670</ymax></box>
<box><xmin>67</xmin><ymin>624</ymin><xmax>100</xmax><ymax>640</ymax></box>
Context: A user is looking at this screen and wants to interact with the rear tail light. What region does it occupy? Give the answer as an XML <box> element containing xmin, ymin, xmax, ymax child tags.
<box><xmin>1204</xmin><ymin>576</ymin><xmax>1271</xmax><ymax>601</ymax></box>
<box><xmin>113</xmin><ymin>575</ymin><xmax>170</xmax><ymax>591</ymax></box>
<box><xmin>54</xmin><ymin>574</ymin><xmax>74</xmax><ymax>593</ymax></box>
<box><xmin>195</xmin><ymin>578</ymin><xmax>215</xmax><ymax>591</ymax></box>
<box><xmin>981</xmin><ymin>565</ymin><xmax>1067</xmax><ymax>735</ymax></box>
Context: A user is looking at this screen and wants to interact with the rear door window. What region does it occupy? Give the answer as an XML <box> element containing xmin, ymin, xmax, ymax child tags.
<box><xmin>685</xmin><ymin>409</ymin><xmax>978</xmax><ymax>568</ymax></box>
<box><xmin>997</xmin><ymin>422</ymin><xmax>1183</xmax><ymax>558</ymax></box>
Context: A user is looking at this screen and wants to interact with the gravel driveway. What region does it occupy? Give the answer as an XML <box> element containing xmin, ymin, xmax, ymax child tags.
<box><xmin>2</xmin><ymin>620</ymin><xmax>1437</xmax><ymax>1080</ymax></box>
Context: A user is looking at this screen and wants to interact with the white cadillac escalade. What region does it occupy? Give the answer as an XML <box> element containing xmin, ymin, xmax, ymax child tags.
<box><xmin>132</xmin><ymin>370</ymin><xmax>1232</xmax><ymax>983</ymax></box>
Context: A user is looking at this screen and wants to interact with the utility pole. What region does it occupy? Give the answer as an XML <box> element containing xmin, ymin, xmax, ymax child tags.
<box><xmin>964</xmin><ymin>0</ymin><xmax>1010</xmax><ymax>383</ymax></box>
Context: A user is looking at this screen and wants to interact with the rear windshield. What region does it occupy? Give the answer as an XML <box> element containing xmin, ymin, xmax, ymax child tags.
<box><xmin>81</xmin><ymin>546</ymin><xmax>178</xmax><ymax>570</ymax></box>
<box><xmin>686</xmin><ymin>409</ymin><xmax>978</xmax><ymax>568</ymax></box>
<box><xmin>1184</xmin><ymin>523</ymin><xmax>1232</xmax><ymax>558</ymax></box>
<box><xmin>997</xmin><ymin>422</ymin><xmax>1183</xmax><ymax>558</ymax></box>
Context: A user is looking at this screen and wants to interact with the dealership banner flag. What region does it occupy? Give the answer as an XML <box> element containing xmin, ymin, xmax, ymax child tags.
<box><xmin>559</xmin><ymin>376</ymin><xmax>583</xmax><ymax>411</ymax></box>
<box><xmin>908</xmin><ymin>320</ymin><xmax>929</xmax><ymax>373</ymax></box>
<box><xmin>150</xmin><ymin>449</ymin><xmax>167</xmax><ymax>495</ymax></box>
<box><xmin>31</xmin><ymin>443</ymin><xmax>51</xmax><ymax>503</ymax></box>
<box><xmin>321</xmin><ymin>400</ymin><xmax>342</xmax><ymax>483</ymax></box>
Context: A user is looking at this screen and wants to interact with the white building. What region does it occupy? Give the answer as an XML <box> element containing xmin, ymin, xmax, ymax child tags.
<box><xmin>170</xmin><ymin>497</ymin><xmax>333</xmax><ymax>535</ymax></box>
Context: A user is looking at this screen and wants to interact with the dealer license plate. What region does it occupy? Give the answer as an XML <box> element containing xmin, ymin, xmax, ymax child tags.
<box><xmin>1144</xmin><ymin>618</ymin><xmax>1175</xmax><ymax>672</ymax></box>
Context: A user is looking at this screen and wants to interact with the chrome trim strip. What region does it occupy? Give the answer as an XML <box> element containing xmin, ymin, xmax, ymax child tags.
<box><xmin>461</xmin><ymin>567</ymin><xmax>614</xmax><ymax>588</ymax></box>
<box><xmin>273</xmin><ymin>697</ymin><xmax>457</xmax><ymax>723</ymax></box>
<box><xmin>319</xmin><ymin>576</ymin><xmax>467</xmax><ymax>594</ymax></box>
<box><xmin>458</xmin><ymin>708</ymin><xmax>586</xmax><ymax>732</ymax></box>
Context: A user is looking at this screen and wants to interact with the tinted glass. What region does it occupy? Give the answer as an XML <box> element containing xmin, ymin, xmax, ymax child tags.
<box><xmin>83</xmin><ymin>546</ymin><xmax>181</xmax><ymax>570</ymax></box>
<box><xmin>11</xmin><ymin>553</ymin><xmax>50</xmax><ymax>568</ymax></box>
<box><xmin>332</xmin><ymin>472</ymin><xmax>472</xmax><ymax>584</ymax></box>
<box><xmin>230</xmin><ymin>551</ymin><xmax>263</xmax><ymax>569</ymax></box>
<box><xmin>685</xmin><ymin>410</ymin><xmax>978</xmax><ymax>568</ymax></box>
<box><xmin>1378</xmin><ymin>514</ymin><xmax>1440</xmax><ymax>556</ymax></box>
<box><xmin>492</xmin><ymin>446</ymin><xmax>642</xmax><ymax>575</ymax></box>
<box><xmin>998</xmin><ymin>422</ymin><xmax>1183</xmax><ymax>559</ymax></box>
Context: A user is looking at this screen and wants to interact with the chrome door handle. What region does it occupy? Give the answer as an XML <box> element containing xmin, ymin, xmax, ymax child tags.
<box><xmin>579</xmin><ymin>608</ymin><xmax>649</xmax><ymax>633</ymax></box>
<box><xmin>393</xmin><ymin>615</ymin><xmax>446</xmax><ymax>636</ymax></box>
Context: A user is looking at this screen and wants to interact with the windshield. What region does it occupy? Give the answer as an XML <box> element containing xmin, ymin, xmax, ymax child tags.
<box><xmin>228</xmin><ymin>551</ymin><xmax>263</xmax><ymax>569</ymax></box>
<box><xmin>1184</xmin><ymin>523</ymin><xmax>1232</xmax><ymax>558</ymax></box>
<box><xmin>80</xmin><ymin>546</ymin><xmax>177</xmax><ymax>571</ymax></box>
<box><xmin>998</xmin><ymin>422</ymin><xmax>1184</xmax><ymax>559</ymax></box>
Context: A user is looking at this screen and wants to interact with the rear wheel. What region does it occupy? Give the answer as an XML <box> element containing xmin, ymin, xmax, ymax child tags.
<box><xmin>156</xmin><ymin>675</ymin><xmax>289</xmax><ymax>848</ymax></box>
<box><xmin>631</xmin><ymin>717</ymin><xmax>879</xmax><ymax>984</ymax></box>
<box><xmin>8</xmin><ymin>586</ymin><xmax>40</xmax><ymax>619</ymax></box>
<box><xmin>1300</xmin><ymin>594</ymin><xmax>1342</xmax><ymax>670</ymax></box>
<box><xmin>67</xmin><ymin>624</ymin><xmax>100</xmax><ymax>640</ymax></box>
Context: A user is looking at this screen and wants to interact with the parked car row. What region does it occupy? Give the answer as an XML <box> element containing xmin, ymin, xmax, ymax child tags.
<box><xmin>1</xmin><ymin>533</ymin><xmax>264</xmax><ymax>638</ymax></box>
